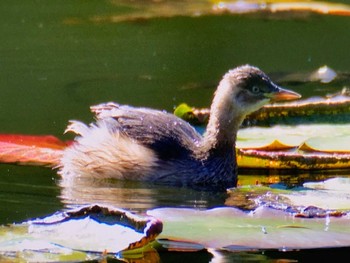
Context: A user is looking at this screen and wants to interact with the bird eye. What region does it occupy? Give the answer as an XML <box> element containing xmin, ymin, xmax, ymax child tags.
<box><xmin>251</xmin><ymin>86</ymin><xmax>260</xmax><ymax>94</ymax></box>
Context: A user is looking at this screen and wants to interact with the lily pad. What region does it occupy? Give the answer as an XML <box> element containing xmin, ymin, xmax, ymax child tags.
<box><xmin>73</xmin><ymin>0</ymin><xmax>350</xmax><ymax>25</ymax></box>
<box><xmin>173</xmin><ymin>103</ymin><xmax>208</xmax><ymax>125</ymax></box>
<box><xmin>299</xmin><ymin>135</ymin><xmax>350</xmax><ymax>153</ymax></box>
<box><xmin>237</xmin><ymin>149</ymin><xmax>350</xmax><ymax>169</ymax></box>
<box><xmin>237</xmin><ymin>124</ymin><xmax>350</xmax><ymax>150</ymax></box>
<box><xmin>237</xmin><ymin>125</ymin><xmax>309</xmax><ymax>150</ymax></box>
<box><xmin>148</xmin><ymin>205</ymin><xmax>350</xmax><ymax>252</ymax></box>
<box><xmin>0</xmin><ymin>134</ymin><xmax>68</xmax><ymax>167</ymax></box>
<box><xmin>304</xmin><ymin>177</ymin><xmax>350</xmax><ymax>191</ymax></box>
<box><xmin>3</xmin><ymin>179</ymin><xmax>350</xmax><ymax>260</ymax></box>
<box><xmin>282</xmin><ymin>178</ymin><xmax>350</xmax><ymax>210</ymax></box>
<box><xmin>229</xmin><ymin>179</ymin><xmax>350</xmax><ymax>212</ymax></box>
<box><xmin>0</xmin><ymin>205</ymin><xmax>162</xmax><ymax>262</ymax></box>
<box><xmin>236</xmin><ymin>124</ymin><xmax>350</xmax><ymax>169</ymax></box>
<box><xmin>174</xmin><ymin>89</ymin><xmax>350</xmax><ymax>126</ymax></box>
<box><xmin>148</xmin><ymin>178</ymin><xmax>350</xmax><ymax>251</ymax></box>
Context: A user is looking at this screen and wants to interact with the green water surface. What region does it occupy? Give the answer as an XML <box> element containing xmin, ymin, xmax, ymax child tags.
<box><xmin>1</xmin><ymin>0</ymin><xmax>350</xmax><ymax>261</ymax></box>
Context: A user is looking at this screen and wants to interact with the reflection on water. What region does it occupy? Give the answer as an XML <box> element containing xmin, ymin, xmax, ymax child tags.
<box><xmin>58</xmin><ymin>168</ymin><xmax>350</xmax><ymax>212</ymax></box>
<box><xmin>56</xmin><ymin>170</ymin><xmax>350</xmax><ymax>262</ymax></box>
<box><xmin>2</xmin><ymin>0</ymin><xmax>350</xmax><ymax>261</ymax></box>
<box><xmin>238</xmin><ymin>168</ymin><xmax>350</xmax><ymax>188</ymax></box>
<box><xmin>59</xmin><ymin>176</ymin><xmax>228</xmax><ymax>212</ymax></box>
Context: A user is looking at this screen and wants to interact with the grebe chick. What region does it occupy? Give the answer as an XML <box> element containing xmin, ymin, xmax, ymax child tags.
<box><xmin>58</xmin><ymin>65</ymin><xmax>301</xmax><ymax>191</ymax></box>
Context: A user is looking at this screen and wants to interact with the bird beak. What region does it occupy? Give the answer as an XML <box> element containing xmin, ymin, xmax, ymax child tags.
<box><xmin>266</xmin><ymin>86</ymin><xmax>301</xmax><ymax>102</ymax></box>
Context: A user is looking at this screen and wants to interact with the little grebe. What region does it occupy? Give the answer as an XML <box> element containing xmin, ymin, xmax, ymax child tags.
<box><xmin>58</xmin><ymin>65</ymin><xmax>301</xmax><ymax>191</ymax></box>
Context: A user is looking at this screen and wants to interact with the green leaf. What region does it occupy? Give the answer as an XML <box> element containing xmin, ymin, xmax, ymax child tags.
<box><xmin>300</xmin><ymin>135</ymin><xmax>350</xmax><ymax>153</ymax></box>
<box><xmin>236</xmin><ymin>124</ymin><xmax>350</xmax><ymax>169</ymax></box>
<box><xmin>174</xmin><ymin>103</ymin><xmax>209</xmax><ymax>125</ymax></box>
<box><xmin>148</xmin><ymin>178</ymin><xmax>350</xmax><ymax>251</ymax></box>
<box><xmin>0</xmin><ymin>205</ymin><xmax>162</xmax><ymax>262</ymax></box>
<box><xmin>148</xmin><ymin>205</ymin><xmax>350</xmax><ymax>251</ymax></box>
<box><xmin>175</xmin><ymin>91</ymin><xmax>350</xmax><ymax>126</ymax></box>
<box><xmin>173</xmin><ymin>103</ymin><xmax>193</xmax><ymax>119</ymax></box>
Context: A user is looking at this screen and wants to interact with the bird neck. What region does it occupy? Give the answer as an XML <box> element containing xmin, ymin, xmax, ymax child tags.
<box><xmin>201</xmin><ymin>78</ymin><xmax>244</xmax><ymax>155</ymax></box>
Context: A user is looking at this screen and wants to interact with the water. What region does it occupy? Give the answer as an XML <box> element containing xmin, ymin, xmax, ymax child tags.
<box><xmin>1</xmin><ymin>0</ymin><xmax>350</xmax><ymax>261</ymax></box>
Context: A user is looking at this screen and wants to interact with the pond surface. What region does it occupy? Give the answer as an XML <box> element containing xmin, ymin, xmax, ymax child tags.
<box><xmin>1</xmin><ymin>0</ymin><xmax>350</xmax><ymax>261</ymax></box>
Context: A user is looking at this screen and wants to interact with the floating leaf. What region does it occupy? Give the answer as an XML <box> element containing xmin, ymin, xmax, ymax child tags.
<box><xmin>288</xmin><ymin>178</ymin><xmax>350</xmax><ymax>211</ymax></box>
<box><xmin>0</xmin><ymin>134</ymin><xmax>69</xmax><ymax>149</ymax></box>
<box><xmin>3</xmin><ymin>181</ymin><xmax>350</xmax><ymax>260</ymax></box>
<box><xmin>245</xmin><ymin>94</ymin><xmax>350</xmax><ymax>126</ymax></box>
<box><xmin>71</xmin><ymin>0</ymin><xmax>350</xmax><ymax>25</ymax></box>
<box><xmin>299</xmin><ymin>135</ymin><xmax>350</xmax><ymax>153</ymax></box>
<box><xmin>304</xmin><ymin>177</ymin><xmax>350</xmax><ymax>191</ymax></box>
<box><xmin>229</xmin><ymin>180</ymin><xmax>350</xmax><ymax>212</ymax></box>
<box><xmin>0</xmin><ymin>205</ymin><xmax>162</xmax><ymax>262</ymax></box>
<box><xmin>238</xmin><ymin>124</ymin><xmax>350</xmax><ymax>146</ymax></box>
<box><xmin>309</xmin><ymin>65</ymin><xmax>337</xmax><ymax>83</ymax></box>
<box><xmin>236</xmin><ymin>124</ymin><xmax>350</xmax><ymax>169</ymax></box>
<box><xmin>148</xmin><ymin>205</ymin><xmax>350</xmax><ymax>252</ymax></box>
<box><xmin>148</xmin><ymin>179</ymin><xmax>350</xmax><ymax>252</ymax></box>
<box><xmin>213</xmin><ymin>1</ymin><xmax>350</xmax><ymax>16</ymax></box>
<box><xmin>237</xmin><ymin>149</ymin><xmax>350</xmax><ymax>169</ymax></box>
<box><xmin>1</xmin><ymin>124</ymin><xmax>350</xmax><ymax>169</ymax></box>
<box><xmin>175</xmin><ymin>90</ymin><xmax>350</xmax><ymax>126</ymax></box>
<box><xmin>0</xmin><ymin>134</ymin><xmax>68</xmax><ymax>166</ymax></box>
<box><xmin>173</xmin><ymin>103</ymin><xmax>208</xmax><ymax>125</ymax></box>
<box><xmin>237</xmin><ymin>125</ymin><xmax>308</xmax><ymax>150</ymax></box>
<box><xmin>237</xmin><ymin>139</ymin><xmax>297</xmax><ymax>151</ymax></box>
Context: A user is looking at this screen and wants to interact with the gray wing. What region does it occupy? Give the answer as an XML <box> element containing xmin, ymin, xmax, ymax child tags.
<box><xmin>90</xmin><ymin>102</ymin><xmax>203</xmax><ymax>160</ymax></box>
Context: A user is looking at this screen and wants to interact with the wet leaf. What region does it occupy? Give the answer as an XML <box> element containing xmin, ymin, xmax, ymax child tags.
<box><xmin>148</xmin><ymin>205</ymin><xmax>350</xmax><ymax>252</ymax></box>
<box><xmin>3</xmin><ymin>179</ymin><xmax>350</xmax><ymax>260</ymax></box>
<box><xmin>245</xmin><ymin>94</ymin><xmax>350</xmax><ymax>126</ymax></box>
<box><xmin>213</xmin><ymin>1</ymin><xmax>350</xmax><ymax>16</ymax></box>
<box><xmin>299</xmin><ymin>135</ymin><xmax>350</xmax><ymax>153</ymax></box>
<box><xmin>236</xmin><ymin>124</ymin><xmax>350</xmax><ymax>169</ymax></box>
<box><xmin>173</xmin><ymin>103</ymin><xmax>208</xmax><ymax>125</ymax></box>
<box><xmin>304</xmin><ymin>177</ymin><xmax>350</xmax><ymax>191</ymax></box>
<box><xmin>0</xmin><ymin>134</ymin><xmax>69</xmax><ymax>149</ymax></box>
<box><xmin>237</xmin><ymin>124</ymin><xmax>350</xmax><ymax>170</ymax></box>
<box><xmin>1</xmin><ymin>124</ymin><xmax>350</xmax><ymax>169</ymax></box>
<box><xmin>70</xmin><ymin>0</ymin><xmax>350</xmax><ymax>25</ymax></box>
<box><xmin>237</xmin><ymin>125</ymin><xmax>309</xmax><ymax>150</ymax></box>
<box><xmin>0</xmin><ymin>205</ymin><xmax>162</xmax><ymax>262</ymax></box>
<box><xmin>237</xmin><ymin>149</ymin><xmax>350</xmax><ymax>169</ymax></box>
<box><xmin>0</xmin><ymin>134</ymin><xmax>68</xmax><ymax>166</ymax></box>
<box><xmin>148</xmin><ymin>178</ymin><xmax>350</xmax><ymax>251</ymax></box>
<box><xmin>232</xmin><ymin>178</ymin><xmax>350</xmax><ymax>213</ymax></box>
<box><xmin>175</xmin><ymin>91</ymin><xmax>350</xmax><ymax>126</ymax></box>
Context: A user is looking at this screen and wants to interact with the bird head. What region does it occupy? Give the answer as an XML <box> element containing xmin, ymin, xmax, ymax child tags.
<box><xmin>224</xmin><ymin>65</ymin><xmax>301</xmax><ymax>116</ymax></box>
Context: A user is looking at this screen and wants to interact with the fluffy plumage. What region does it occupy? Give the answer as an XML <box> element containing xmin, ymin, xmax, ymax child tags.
<box><xmin>58</xmin><ymin>65</ymin><xmax>300</xmax><ymax>191</ymax></box>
